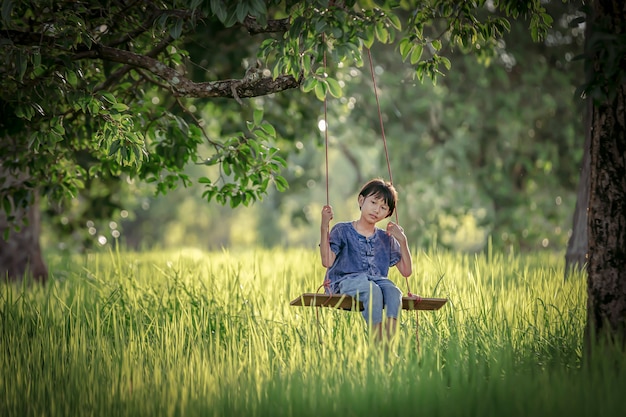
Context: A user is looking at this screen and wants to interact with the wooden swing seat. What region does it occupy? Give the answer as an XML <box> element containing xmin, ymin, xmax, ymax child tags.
<box><xmin>290</xmin><ymin>293</ymin><xmax>447</xmax><ymax>311</ymax></box>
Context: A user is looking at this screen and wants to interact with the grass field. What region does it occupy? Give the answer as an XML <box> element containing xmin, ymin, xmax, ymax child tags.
<box><xmin>1</xmin><ymin>247</ymin><xmax>624</xmax><ymax>417</ymax></box>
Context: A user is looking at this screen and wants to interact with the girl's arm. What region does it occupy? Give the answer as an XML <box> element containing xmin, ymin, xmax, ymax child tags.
<box><xmin>320</xmin><ymin>205</ymin><xmax>336</xmax><ymax>268</ymax></box>
<box><xmin>395</xmin><ymin>239</ymin><xmax>413</xmax><ymax>277</ymax></box>
<box><xmin>387</xmin><ymin>221</ymin><xmax>412</xmax><ymax>277</ymax></box>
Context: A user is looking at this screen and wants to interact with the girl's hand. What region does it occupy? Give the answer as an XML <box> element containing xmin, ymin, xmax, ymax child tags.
<box><xmin>386</xmin><ymin>221</ymin><xmax>406</xmax><ymax>242</ymax></box>
<box><xmin>321</xmin><ymin>205</ymin><xmax>334</xmax><ymax>225</ymax></box>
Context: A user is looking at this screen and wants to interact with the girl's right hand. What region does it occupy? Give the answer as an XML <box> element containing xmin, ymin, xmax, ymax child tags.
<box><xmin>321</xmin><ymin>205</ymin><xmax>334</xmax><ymax>225</ymax></box>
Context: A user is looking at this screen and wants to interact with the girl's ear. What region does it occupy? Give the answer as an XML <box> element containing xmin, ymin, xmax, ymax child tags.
<box><xmin>358</xmin><ymin>195</ymin><xmax>364</xmax><ymax>209</ymax></box>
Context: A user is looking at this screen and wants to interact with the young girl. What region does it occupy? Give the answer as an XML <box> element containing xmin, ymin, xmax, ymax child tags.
<box><xmin>320</xmin><ymin>178</ymin><xmax>412</xmax><ymax>340</ymax></box>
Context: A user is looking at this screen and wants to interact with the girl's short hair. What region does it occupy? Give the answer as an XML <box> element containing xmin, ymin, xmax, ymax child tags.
<box><xmin>358</xmin><ymin>178</ymin><xmax>398</xmax><ymax>218</ymax></box>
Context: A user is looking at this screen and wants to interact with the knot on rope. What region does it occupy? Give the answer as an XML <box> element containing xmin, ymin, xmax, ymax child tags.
<box><xmin>323</xmin><ymin>278</ymin><xmax>332</xmax><ymax>295</ymax></box>
<box><xmin>317</xmin><ymin>272</ymin><xmax>332</xmax><ymax>295</ymax></box>
<box><xmin>407</xmin><ymin>292</ymin><xmax>422</xmax><ymax>302</ymax></box>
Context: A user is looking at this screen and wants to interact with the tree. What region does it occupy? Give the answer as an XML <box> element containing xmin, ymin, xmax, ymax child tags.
<box><xmin>582</xmin><ymin>0</ymin><xmax>626</xmax><ymax>346</ymax></box>
<box><xmin>1</xmin><ymin>1</ymin><xmax>296</xmax><ymax>281</ymax></box>
<box><xmin>0</xmin><ymin>0</ymin><xmax>553</xmax><ymax>281</ymax></box>
<box><xmin>564</xmin><ymin>88</ymin><xmax>591</xmax><ymax>277</ymax></box>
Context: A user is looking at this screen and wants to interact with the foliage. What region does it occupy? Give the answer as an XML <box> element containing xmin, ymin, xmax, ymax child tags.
<box><xmin>4</xmin><ymin>247</ymin><xmax>625</xmax><ymax>416</ymax></box>
<box><xmin>72</xmin><ymin>4</ymin><xmax>584</xmax><ymax>253</ymax></box>
<box><xmin>1</xmin><ymin>0</ymin><xmax>554</xmax><ymax>235</ymax></box>
<box><xmin>0</xmin><ymin>0</ymin><xmax>287</xmax><ymax>230</ymax></box>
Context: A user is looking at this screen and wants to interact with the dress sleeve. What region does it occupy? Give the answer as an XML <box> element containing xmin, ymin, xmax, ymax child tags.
<box><xmin>329</xmin><ymin>224</ymin><xmax>343</xmax><ymax>255</ymax></box>
<box><xmin>389</xmin><ymin>235</ymin><xmax>401</xmax><ymax>267</ymax></box>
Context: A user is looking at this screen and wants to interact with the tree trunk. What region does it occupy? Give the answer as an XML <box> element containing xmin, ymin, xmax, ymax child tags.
<box><xmin>585</xmin><ymin>0</ymin><xmax>626</xmax><ymax>347</ymax></box>
<box><xmin>0</xmin><ymin>169</ymin><xmax>48</xmax><ymax>283</ymax></box>
<box><xmin>565</xmin><ymin>99</ymin><xmax>591</xmax><ymax>278</ymax></box>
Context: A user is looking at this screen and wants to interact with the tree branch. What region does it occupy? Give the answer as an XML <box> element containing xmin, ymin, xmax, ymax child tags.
<box><xmin>1</xmin><ymin>28</ymin><xmax>301</xmax><ymax>99</ymax></box>
<box><xmin>242</xmin><ymin>16</ymin><xmax>291</xmax><ymax>34</ymax></box>
<box><xmin>95</xmin><ymin>34</ymin><xmax>175</xmax><ymax>92</ymax></box>
<box><xmin>84</xmin><ymin>44</ymin><xmax>302</xmax><ymax>99</ymax></box>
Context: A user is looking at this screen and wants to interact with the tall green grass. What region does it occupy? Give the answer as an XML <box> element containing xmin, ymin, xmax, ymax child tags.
<box><xmin>1</xmin><ymin>247</ymin><xmax>623</xmax><ymax>417</ymax></box>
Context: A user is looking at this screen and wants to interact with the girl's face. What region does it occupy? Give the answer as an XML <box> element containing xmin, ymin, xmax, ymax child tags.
<box><xmin>359</xmin><ymin>193</ymin><xmax>390</xmax><ymax>223</ymax></box>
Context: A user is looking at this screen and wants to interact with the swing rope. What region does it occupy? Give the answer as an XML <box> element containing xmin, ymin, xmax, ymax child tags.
<box><xmin>365</xmin><ymin>48</ymin><xmax>416</xmax><ymax>300</ymax></box>
<box><xmin>366</xmin><ymin>48</ymin><xmax>395</xmax><ymax>222</ymax></box>
<box><xmin>313</xmin><ymin>35</ymin><xmax>335</xmax><ymax>344</ymax></box>
<box><xmin>365</xmin><ymin>47</ymin><xmax>421</xmax><ymax>348</ymax></box>
<box><xmin>320</xmin><ymin>34</ymin><xmax>332</xmax><ymax>296</ymax></box>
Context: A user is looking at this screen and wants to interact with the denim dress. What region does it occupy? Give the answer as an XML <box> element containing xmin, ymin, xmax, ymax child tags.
<box><xmin>326</xmin><ymin>221</ymin><xmax>401</xmax><ymax>293</ymax></box>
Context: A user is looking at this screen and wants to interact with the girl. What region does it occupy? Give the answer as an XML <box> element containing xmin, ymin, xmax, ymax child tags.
<box><xmin>320</xmin><ymin>178</ymin><xmax>412</xmax><ymax>340</ymax></box>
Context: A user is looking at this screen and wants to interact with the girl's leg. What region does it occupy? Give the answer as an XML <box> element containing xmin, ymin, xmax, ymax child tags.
<box><xmin>338</xmin><ymin>276</ymin><xmax>383</xmax><ymax>325</ymax></box>
<box><xmin>372</xmin><ymin>278</ymin><xmax>402</xmax><ymax>339</ymax></box>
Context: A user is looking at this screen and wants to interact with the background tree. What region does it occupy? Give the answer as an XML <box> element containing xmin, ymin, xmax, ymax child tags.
<box><xmin>0</xmin><ymin>0</ymin><xmax>552</xmax><ymax>281</ymax></box>
<box><xmin>582</xmin><ymin>0</ymin><xmax>626</xmax><ymax>347</ymax></box>
<box><xmin>326</xmin><ymin>1</ymin><xmax>584</xmax><ymax>252</ymax></box>
<box><xmin>1</xmin><ymin>1</ymin><xmax>296</xmax><ymax>281</ymax></box>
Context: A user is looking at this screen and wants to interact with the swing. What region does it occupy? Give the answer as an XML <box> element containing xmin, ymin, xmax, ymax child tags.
<box><xmin>290</xmin><ymin>292</ymin><xmax>447</xmax><ymax>311</ymax></box>
<box><xmin>289</xmin><ymin>47</ymin><xmax>448</xmax><ymax>320</ymax></box>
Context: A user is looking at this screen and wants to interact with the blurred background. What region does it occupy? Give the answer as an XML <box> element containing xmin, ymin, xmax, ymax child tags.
<box><xmin>41</xmin><ymin>1</ymin><xmax>585</xmax><ymax>255</ymax></box>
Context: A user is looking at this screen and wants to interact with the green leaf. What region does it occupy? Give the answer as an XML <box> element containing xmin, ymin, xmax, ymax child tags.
<box><xmin>17</xmin><ymin>50</ymin><xmax>27</xmax><ymax>82</ymax></box>
<box><xmin>51</xmin><ymin>118</ymin><xmax>65</xmax><ymax>135</ymax></box>
<box><xmin>223</xmin><ymin>11</ymin><xmax>238</xmax><ymax>27</ymax></box>
<box><xmin>314</xmin><ymin>19</ymin><xmax>327</xmax><ymax>33</ymax></box>
<box><xmin>235</xmin><ymin>2</ymin><xmax>248</xmax><ymax>23</ymax></box>
<box><xmin>363</xmin><ymin>25</ymin><xmax>375</xmax><ymax>49</ymax></box>
<box><xmin>326</xmin><ymin>77</ymin><xmax>342</xmax><ymax>98</ymax></box>
<box><xmin>410</xmin><ymin>44</ymin><xmax>423</xmax><ymax>64</ymax></box>
<box><xmin>273</xmin><ymin>175</ymin><xmax>289</xmax><ymax>192</ymax></box>
<box><xmin>302</xmin><ymin>77</ymin><xmax>317</xmax><ymax>93</ymax></box>
<box><xmin>253</xmin><ymin>108</ymin><xmax>263</xmax><ymax>126</ymax></box>
<box><xmin>289</xmin><ymin>17</ymin><xmax>305</xmax><ymax>40</ymax></box>
<box><xmin>272</xmin><ymin>155</ymin><xmax>287</xmax><ymax>167</ymax></box>
<box><xmin>101</xmin><ymin>92</ymin><xmax>117</xmax><ymax>104</ymax></box>
<box><xmin>440</xmin><ymin>56</ymin><xmax>451</xmax><ymax>71</ymax></box>
<box><xmin>260</xmin><ymin>122</ymin><xmax>276</xmax><ymax>137</ymax></box>
<box><xmin>314</xmin><ymin>81</ymin><xmax>327</xmax><ymax>101</ymax></box>
<box><xmin>2</xmin><ymin>191</ymin><xmax>12</xmax><ymax>216</ymax></box>
<box><xmin>64</xmin><ymin>70</ymin><xmax>77</xmax><ymax>86</ymax></box>
<box><xmin>1</xmin><ymin>0</ymin><xmax>13</xmax><ymax>26</ymax></box>
<box><xmin>399</xmin><ymin>38</ymin><xmax>412</xmax><ymax>61</ymax></box>
<box><xmin>230</xmin><ymin>194</ymin><xmax>241</xmax><ymax>208</ymax></box>
<box><xmin>170</xmin><ymin>18</ymin><xmax>183</xmax><ymax>39</ymax></box>
<box><xmin>109</xmin><ymin>140</ymin><xmax>121</xmax><ymax>156</ymax></box>
<box><xmin>210</xmin><ymin>0</ymin><xmax>227</xmax><ymax>22</ymax></box>
<box><xmin>388</xmin><ymin>14</ymin><xmax>401</xmax><ymax>30</ymax></box>
<box><xmin>375</xmin><ymin>23</ymin><xmax>389</xmax><ymax>43</ymax></box>
<box><xmin>330</xmin><ymin>26</ymin><xmax>343</xmax><ymax>39</ymax></box>
<box><xmin>32</xmin><ymin>49</ymin><xmax>41</xmax><ymax>68</ymax></box>
<box><xmin>249</xmin><ymin>0</ymin><xmax>267</xmax><ymax>16</ymax></box>
<box><xmin>112</xmin><ymin>103</ymin><xmax>129</xmax><ymax>112</ymax></box>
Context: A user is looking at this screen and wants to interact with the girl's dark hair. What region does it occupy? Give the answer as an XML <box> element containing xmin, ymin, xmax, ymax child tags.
<box><xmin>358</xmin><ymin>178</ymin><xmax>398</xmax><ymax>218</ymax></box>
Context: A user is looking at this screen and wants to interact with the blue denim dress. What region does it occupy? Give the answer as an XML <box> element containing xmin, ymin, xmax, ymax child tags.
<box><xmin>327</xmin><ymin>222</ymin><xmax>401</xmax><ymax>289</ymax></box>
<box><xmin>326</xmin><ymin>222</ymin><xmax>403</xmax><ymax>324</ymax></box>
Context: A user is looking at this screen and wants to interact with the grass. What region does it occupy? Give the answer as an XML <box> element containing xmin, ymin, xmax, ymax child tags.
<box><xmin>1</xmin><ymin>246</ymin><xmax>624</xmax><ymax>417</ymax></box>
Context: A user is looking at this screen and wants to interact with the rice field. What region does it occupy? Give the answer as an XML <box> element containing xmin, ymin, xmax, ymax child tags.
<box><xmin>1</xmin><ymin>247</ymin><xmax>624</xmax><ymax>417</ymax></box>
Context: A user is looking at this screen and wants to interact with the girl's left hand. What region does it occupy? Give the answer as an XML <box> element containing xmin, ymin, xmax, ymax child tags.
<box><xmin>386</xmin><ymin>221</ymin><xmax>406</xmax><ymax>241</ymax></box>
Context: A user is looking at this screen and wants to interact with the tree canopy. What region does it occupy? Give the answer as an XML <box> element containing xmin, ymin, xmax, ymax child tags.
<box><xmin>0</xmin><ymin>0</ymin><xmax>554</xmax><ymax>229</ymax></box>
